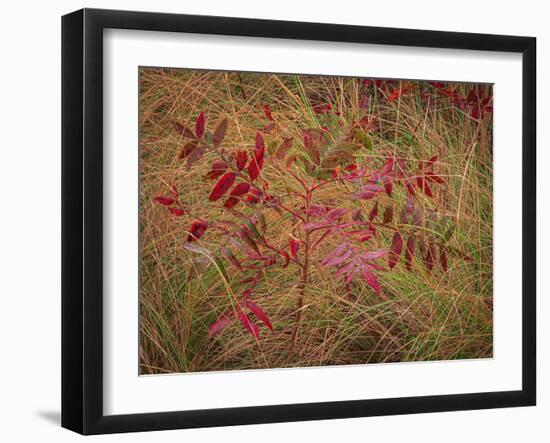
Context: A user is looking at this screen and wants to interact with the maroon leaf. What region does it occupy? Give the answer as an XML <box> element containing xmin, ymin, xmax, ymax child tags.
<box><xmin>388</xmin><ymin>232</ymin><xmax>403</xmax><ymax>269</ymax></box>
<box><xmin>179</xmin><ymin>141</ymin><xmax>198</xmax><ymax>159</ymax></box>
<box><xmin>172</xmin><ymin>121</ymin><xmax>195</xmax><ymax>139</ymax></box>
<box><xmin>439</xmin><ymin>245</ymin><xmax>448</xmax><ymax>272</ymax></box>
<box><xmin>154</xmin><ymin>196</ymin><xmax>175</xmax><ymax>206</ymax></box>
<box><xmin>205</xmin><ymin>160</ymin><xmax>228</xmax><ymax>179</ymax></box>
<box><xmin>368</xmin><ymin>201</ymin><xmax>379</xmax><ymax>221</ymax></box>
<box><xmin>195</xmin><ymin>111</ymin><xmax>205</xmax><ymax>139</ymax></box>
<box><xmin>354</xmin><ymin>184</ymin><xmax>384</xmax><ymax>200</ymax></box>
<box><xmin>223</xmin><ymin>183</ymin><xmax>251</xmax><ymax>209</ymax></box>
<box><xmin>234</xmin><ymin>151</ymin><xmax>248</xmax><ymax>171</ymax></box>
<box><xmin>168</xmin><ymin>207</ymin><xmax>185</xmax><ymax>216</ymax></box>
<box><xmin>187</xmin><ymin>220</ymin><xmax>208</xmax><ymax>242</ymax></box>
<box><xmin>383</xmin><ymin>206</ymin><xmax>394</xmax><ymax>224</ymax></box>
<box><xmin>209</xmin><ymin>172</ymin><xmax>237</xmax><ymax>201</ymax></box>
<box><xmin>212</xmin><ymin>118</ymin><xmax>228</xmax><ymax>147</ymax></box>
<box><xmin>351</xmin><ymin>209</ymin><xmax>363</xmax><ymax>221</ymax></box>
<box><xmin>246</xmin><ymin>300</ymin><xmax>273</xmax><ymax>331</ymax></box>
<box><xmin>405</xmin><ymin>236</ymin><xmax>415</xmax><ymax>271</ymax></box>
<box><xmin>237</xmin><ymin>310</ymin><xmax>260</xmax><ymax>338</ymax></box>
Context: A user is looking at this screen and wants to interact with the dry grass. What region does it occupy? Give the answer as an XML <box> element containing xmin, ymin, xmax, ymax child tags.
<box><xmin>139</xmin><ymin>68</ymin><xmax>493</xmax><ymax>374</ymax></box>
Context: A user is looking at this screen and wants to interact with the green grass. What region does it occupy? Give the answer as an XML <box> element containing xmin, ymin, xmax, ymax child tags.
<box><xmin>139</xmin><ymin>68</ymin><xmax>493</xmax><ymax>374</ymax></box>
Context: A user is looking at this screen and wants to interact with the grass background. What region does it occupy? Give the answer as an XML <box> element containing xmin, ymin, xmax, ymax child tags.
<box><xmin>138</xmin><ymin>68</ymin><xmax>493</xmax><ymax>374</ymax></box>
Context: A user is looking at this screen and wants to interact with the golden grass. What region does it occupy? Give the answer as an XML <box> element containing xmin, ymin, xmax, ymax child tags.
<box><xmin>139</xmin><ymin>68</ymin><xmax>493</xmax><ymax>374</ymax></box>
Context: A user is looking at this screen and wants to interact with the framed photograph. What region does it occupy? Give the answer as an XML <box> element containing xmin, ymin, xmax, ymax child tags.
<box><xmin>61</xmin><ymin>8</ymin><xmax>536</xmax><ymax>435</ymax></box>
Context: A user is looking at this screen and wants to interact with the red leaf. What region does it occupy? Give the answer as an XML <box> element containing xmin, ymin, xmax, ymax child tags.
<box><xmin>313</xmin><ymin>103</ymin><xmax>332</xmax><ymax>114</ymax></box>
<box><xmin>405</xmin><ymin>181</ymin><xmax>416</xmax><ymax>195</ymax></box>
<box><xmin>223</xmin><ymin>197</ymin><xmax>239</xmax><ymax>209</ymax></box>
<box><xmin>388</xmin><ymin>232</ymin><xmax>403</xmax><ymax>269</ymax></box>
<box><xmin>209</xmin><ymin>172</ymin><xmax>237</xmax><ymax>201</ymax></box>
<box><xmin>187</xmin><ymin>220</ymin><xmax>208</xmax><ymax>242</ymax></box>
<box><xmin>246</xmin><ymin>300</ymin><xmax>273</xmax><ymax>331</ymax></box>
<box><xmin>172</xmin><ymin>121</ymin><xmax>195</xmax><ymax>139</ymax></box>
<box><xmin>263</xmin><ymin>104</ymin><xmax>274</xmax><ymax>121</ymax></box>
<box><xmin>248</xmin><ymin>136</ymin><xmax>265</xmax><ymax>181</ymax></box>
<box><xmin>423</xmin><ymin>179</ymin><xmax>434</xmax><ymax>197</ymax></box>
<box><xmin>381</xmin><ymin>157</ymin><xmax>395</xmax><ymax>175</ymax></box>
<box><xmin>234</xmin><ymin>151</ymin><xmax>248</xmax><ymax>171</ymax></box>
<box><xmin>205</xmin><ymin>160</ymin><xmax>228</xmax><ymax>179</ymax></box>
<box><xmin>208</xmin><ymin>311</ymin><xmax>232</xmax><ymax>337</ymax></box>
<box><xmin>154</xmin><ymin>196</ymin><xmax>175</xmax><ymax>206</ymax></box>
<box><xmin>246</xmin><ymin>187</ymin><xmax>262</xmax><ymax>204</ymax></box>
<box><xmin>237</xmin><ymin>310</ymin><xmax>260</xmax><ymax>338</ymax></box>
<box><xmin>195</xmin><ymin>112</ymin><xmax>205</xmax><ymax>139</ymax></box>
<box><xmin>405</xmin><ymin>236</ymin><xmax>415</xmax><ymax>271</ymax></box>
<box><xmin>223</xmin><ymin>183</ymin><xmax>250</xmax><ymax>209</ymax></box>
<box><xmin>368</xmin><ymin>201</ymin><xmax>379</xmax><ymax>221</ymax></box>
<box><xmin>212</xmin><ymin>118</ymin><xmax>228</xmax><ymax>147</ymax></box>
<box><xmin>168</xmin><ymin>207</ymin><xmax>185</xmax><ymax>216</ymax></box>
<box><xmin>289</xmin><ymin>239</ymin><xmax>301</xmax><ymax>257</ymax></box>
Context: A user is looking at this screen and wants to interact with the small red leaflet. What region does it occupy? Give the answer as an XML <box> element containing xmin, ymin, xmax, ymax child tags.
<box><xmin>168</xmin><ymin>207</ymin><xmax>185</xmax><ymax>216</ymax></box>
<box><xmin>263</xmin><ymin>104</ymin><xmax>274</xmax><ymax>121</ymax></box>
<box><xmin>154</xmin><ymin>196</ymin><xmax>175</xmax><ymax>206</ymax></box>
<box><xmin>289</xmin><ymin>239</ymin><xmax>301</xmax><ymax>257</ymax></box>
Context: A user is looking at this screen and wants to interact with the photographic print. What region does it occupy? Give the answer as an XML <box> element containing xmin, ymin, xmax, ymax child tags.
<box><xmin>139</xmin><ymin>68</ymin><xmax>493</xmax><ymax>375</ymax></box>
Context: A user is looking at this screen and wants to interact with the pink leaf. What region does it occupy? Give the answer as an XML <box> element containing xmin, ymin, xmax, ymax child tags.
<box><xmin>246</xmin><ymin>300</ymin><xmax>273</xmax><ymax>331</ymax></box>
<box><xmin>208</xmin><ymin>312</ymin><xmax>232</xmax><ymax>337</ymax></box>
<box><xmin>361</xmin><ymin>268</ymin><xmax>381</xmax><ymax>294</ymax></box>
<box><xmin>237</xmin><ymin>310</ymin><xmax>260</xmax><ymax>338</ymax></box>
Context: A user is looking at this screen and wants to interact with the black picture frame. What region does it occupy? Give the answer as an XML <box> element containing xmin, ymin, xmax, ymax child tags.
<box><xmin>62</xmin><ymin>8</ymin><xmax>536</xmax><ymax>435</ymax></box>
